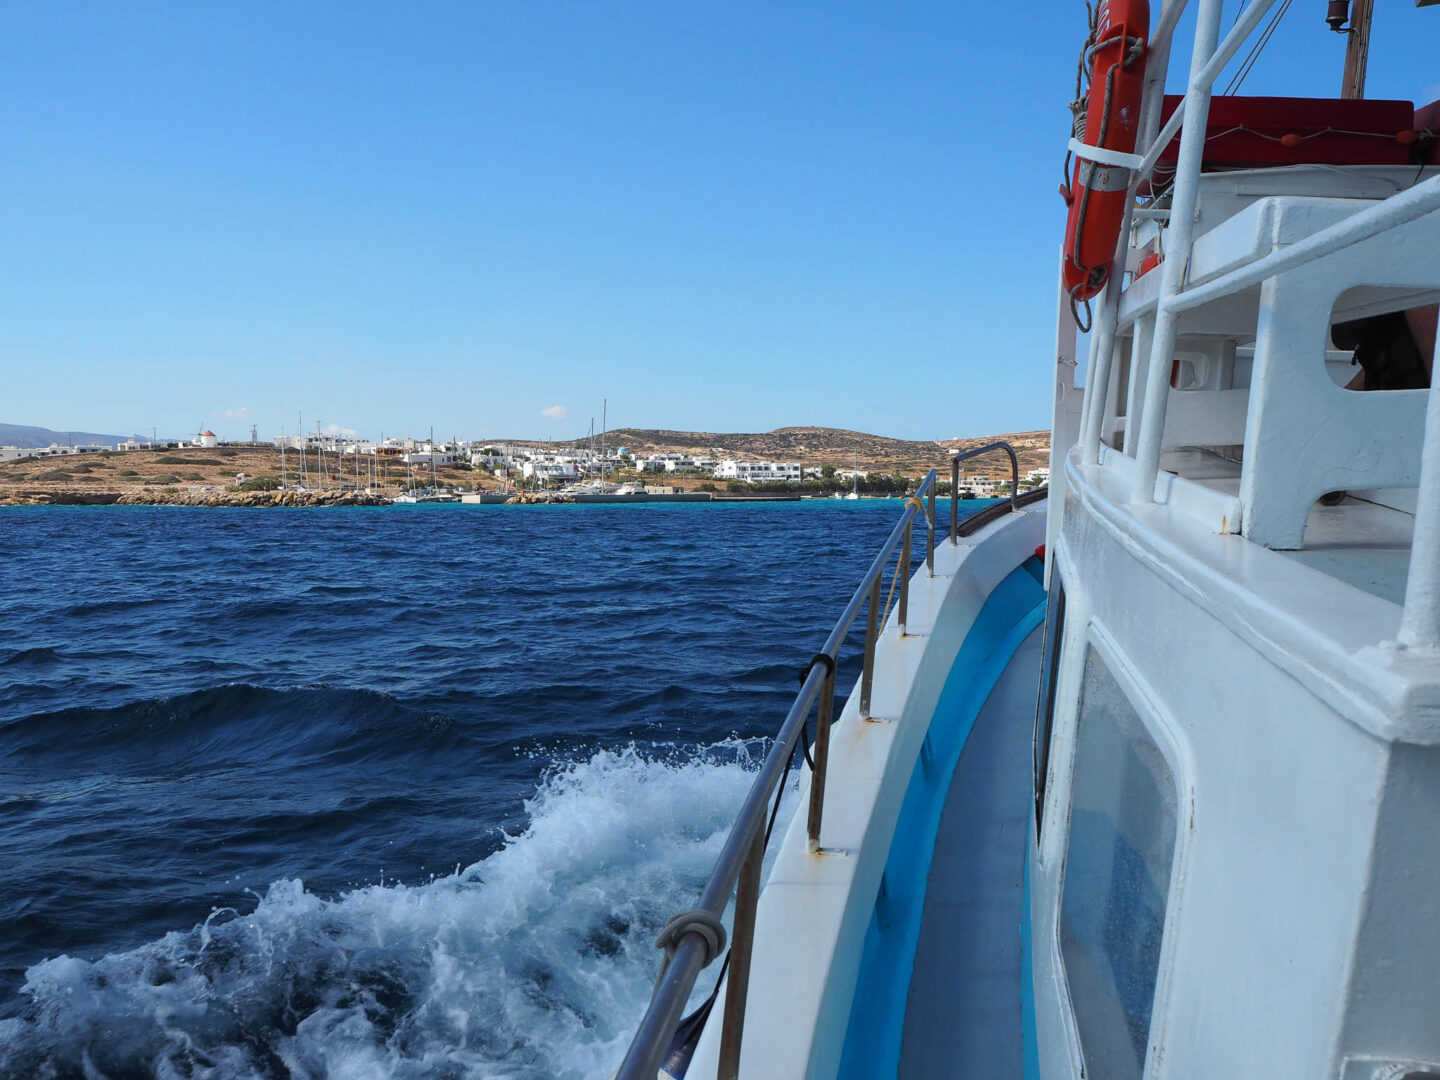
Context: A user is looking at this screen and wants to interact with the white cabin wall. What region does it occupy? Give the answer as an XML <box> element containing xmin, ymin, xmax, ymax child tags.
<box><xmin>1032</xmin><ymin>462</ymin><xmax>1395</xmax><ymax>1080</ymax></box>
<box><xmin>1340</xmin><ymin>742</ymin><xmax>1440</xmax><ymax>1071</ymax></box>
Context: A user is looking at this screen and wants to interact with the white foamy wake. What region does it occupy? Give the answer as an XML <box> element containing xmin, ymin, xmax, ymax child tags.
<box><xmin>0</xmin><ymin>742</ymin><xmax>787</xmax><ymax>1080</ymax></box>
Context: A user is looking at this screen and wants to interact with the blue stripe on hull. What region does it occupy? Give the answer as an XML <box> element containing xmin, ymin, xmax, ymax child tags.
<box><xmin>835</xmin><ymin>560</ymin><xmax>1047</xmax><ymax>1079</ymax></box>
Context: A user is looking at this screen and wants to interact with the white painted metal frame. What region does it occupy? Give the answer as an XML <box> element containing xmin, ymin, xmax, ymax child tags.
<box><xmin>1068</xmin><ymin>0</ymin><xmax>1440</xmax><ymax>643</ymax></box>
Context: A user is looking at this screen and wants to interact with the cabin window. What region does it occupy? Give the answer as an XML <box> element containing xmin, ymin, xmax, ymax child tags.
<box><xmin>1060</xmin><ymin>647</ymin><xmax>1177</xmax><ymax>1080</ymax></box>
<box><xmin>1033</xmin><ymin>572</ymin><xmax>1066</xmax><ymax>834</ymax></box>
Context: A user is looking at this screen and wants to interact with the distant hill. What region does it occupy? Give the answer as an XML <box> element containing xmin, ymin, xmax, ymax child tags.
<box><xmin>545</xmin><ymin>425</ymin><xmax>1050</xmax><ymax>477</ymax></box>
<box><xmin>569</xmin><ymin>426</ymin><xmax>941</xmax><ymax>457</ymax></box>
<box><xmin>0</xmin><ymin>423</ymin><xmax>138</xmax><ymax>448</ymax></box>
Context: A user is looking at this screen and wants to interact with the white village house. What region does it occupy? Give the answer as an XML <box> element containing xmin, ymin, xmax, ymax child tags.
<box><xmin>713</xmin><ymin>460</ymin><xmax>803</xmax><ymax>483</ymax></box>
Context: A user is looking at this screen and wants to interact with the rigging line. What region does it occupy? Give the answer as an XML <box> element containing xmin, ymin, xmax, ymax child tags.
<box><xmin>1223</xmin><ymin>0</ymin><xmax>1284</xmax><ymax>94</ymax></box>
<box><xmin>1224</xmin><ymin>0</ymin><xmax>1293</xmax><ymax>95</ymax></box>
<box><xmin>1231</xmin><ymin>0</ymin><xmax>1249</xmax><ymax>28</ymax></box>
<box><xmin>1223</xmin><ymin>3</ymin><xmax>1281</xmax><ymax>94</ymax></box>
<box><xmin>1222</xmin><ymin>11</ymin><xmax>1269</xmax><ymax>94</ymax></box>
<box><xmin>1238</xmin><ymin>0</ymin><xmax>1293</xmax><ymax>90</ymax></box>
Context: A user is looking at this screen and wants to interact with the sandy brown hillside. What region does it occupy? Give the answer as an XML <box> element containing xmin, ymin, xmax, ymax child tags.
<box><xmin>553</xmin><ymin>426</ymin><xmax>1051</xmax><ymax>478</ymax></box>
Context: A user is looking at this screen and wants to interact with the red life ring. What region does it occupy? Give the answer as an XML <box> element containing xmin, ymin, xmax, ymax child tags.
<box><xmin>1061</xmin><ymin>0</ymin><xmax>1150</xmax><ymax>307</ymax></box>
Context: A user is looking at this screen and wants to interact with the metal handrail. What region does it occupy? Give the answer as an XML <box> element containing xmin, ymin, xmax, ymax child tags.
<box><xmin>615</xmin><ymin>468</ymin><xmax>939</xmax><ymax>1080</ymax></box>
<box><xmin>949</xmin><ymin>442</ymin><xmax>1019</xmax><ymax>543</ymax></box>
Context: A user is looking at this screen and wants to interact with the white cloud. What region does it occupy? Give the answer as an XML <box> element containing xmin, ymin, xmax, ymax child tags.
<box><xmin>541</xmin><ymin>405</ymin><xmax>568</xmax><ymax>420</ymax></box>
<box><xmin>224</xmin><ymin>407</ymin><xmax>251</xmax><ymax>421</ymax></box>
<box><xmin>323</xmin><ymin>423</ymin><xmax>359</xmax><ymax>438</ymax></box>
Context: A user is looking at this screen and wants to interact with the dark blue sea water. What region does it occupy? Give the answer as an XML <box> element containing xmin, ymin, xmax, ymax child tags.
<box><xmin>0</xmin><ymin>499</ymin><xmax>981</xmax><ymax>1079</ymax></box>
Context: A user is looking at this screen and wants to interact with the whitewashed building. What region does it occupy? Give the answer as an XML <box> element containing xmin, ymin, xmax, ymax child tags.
<box><xmin>403</xmin><ymin>451</ymin><xmax>456</xmax><ymax>466</ymax></box>
<box><xmin>521</xmin><ymin>460</ymin><xmax>578</xmax><ymax>482</ymax></box>
<box><xmin>714</xmin><ymin>460</ymin><xmax>803</xmax><ymax>483</ymax></box>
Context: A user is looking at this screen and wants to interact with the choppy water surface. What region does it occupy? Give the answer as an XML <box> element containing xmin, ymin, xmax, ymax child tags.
<box><xmin>0</xmin><ymin>500</ymin><xmax>979</xmax><ymax>1078</ymax></box>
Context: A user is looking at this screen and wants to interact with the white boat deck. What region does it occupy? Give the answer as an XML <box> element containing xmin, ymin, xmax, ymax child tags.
<box><xmin>898</xmin><ymin>627</ymin><xmax>1042</xmax><ymax>1080</ymax></box>
<box><xmin>1162</xmin><ymin>447</ymin><xmax>1416</xmax><ymax>606</ymax></box>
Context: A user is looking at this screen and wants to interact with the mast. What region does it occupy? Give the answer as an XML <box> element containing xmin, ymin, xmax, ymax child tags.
<box><xmin>280</xmin><ymin>427</ymin><xmax>286</xmax><ymax>490</ymax></box>
<box><xmin>1338</xmin><ymin>0</ymin><xmax>1373</xmax><ymax>100</ymax></box>
<box><xmin>601</xmin><ymin>399</ymin><xmax>607</xmax><ymax>482</ymax></box>
<box><xmin>430</xmin><ymin>425</ymin><xmax>437</xmax><ymax>491</ymax></box>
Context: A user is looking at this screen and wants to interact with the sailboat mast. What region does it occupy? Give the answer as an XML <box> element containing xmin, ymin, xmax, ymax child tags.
<box><xmin>601</xmin><ymin>399</ymin><xmax>607</xmax><ymax>482</ymax></box>
<box><xmin>1340</xmin><ymin>0</ymin><xmax>1373</xmax><ymax>99</ymax></box>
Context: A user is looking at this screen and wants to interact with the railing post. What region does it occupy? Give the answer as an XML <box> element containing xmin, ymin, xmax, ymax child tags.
<box><xmin>898</xmin><ymin>521</ymin><xmax>913</xmax><ymax>634</ymax></box>
<box><xmin>1130</xmin><ymin>0</ymin><xmax>1224</xmax><ymax>505</ymax></box>
<box><xmin>806</xmin><ymin>659</ymin><xmax>837</xmax><ymax>851</ymax></box>
<box><xmin>717</xmin><ymin>824</ymin><xmax>765</xmax><ymax>1080</ymax></box>
<box><xmin>859</xmin><ymin>575</ymin><xmax>882</xmax><ymax>719</ymax></box>
<box><xmin>926</xmin><ymin>485</ymin><xmax>935</xmax><ymax>576</ymax></box>
<box><xmin>950</xmin><ymin>457</ymin><xmax>960</xmax><ymax>545</ymax></box>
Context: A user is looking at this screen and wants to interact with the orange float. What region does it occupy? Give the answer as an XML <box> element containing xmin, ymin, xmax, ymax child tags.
<box><xmin>1061</xmin><ymin>0</ymin><xmax>1150</xmax><ymax>309</ymax></box>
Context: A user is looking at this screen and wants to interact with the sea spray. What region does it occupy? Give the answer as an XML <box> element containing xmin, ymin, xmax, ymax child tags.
<box><xmin>0</xmin><ymin>741</ymin><xmax>790</xmax><ymax>1080</ymax></box>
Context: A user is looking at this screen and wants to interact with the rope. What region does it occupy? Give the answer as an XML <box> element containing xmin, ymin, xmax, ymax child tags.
<box><xmin>1070</xmin><ymin>284</ymin><xmax>1094</xmax><ymax>333</ymax></box>
<box><xmin>689</xmin><ymin>712</ymin><xmax>804</xmax><ymax>1011</ymax></box>
<box><xmin>1068</xmin><ymin>1</ymin><xmax>1098</xmax><ymax>137</ymax></box>
<box><xmin>654</xmin><ymin>909</ymin><xmax>727</xmax><ymax>985</ymax></box>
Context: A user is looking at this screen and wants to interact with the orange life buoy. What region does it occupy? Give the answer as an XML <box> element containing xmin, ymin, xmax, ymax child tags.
<box><xmin>1062</xmin><ymin>0</ymin><xmax>1150</xmax><ymax>308</ymax></box>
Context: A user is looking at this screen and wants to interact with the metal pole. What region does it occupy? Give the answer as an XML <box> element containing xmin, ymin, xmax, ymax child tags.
<box><xmin>926</xmin><ymin>485</ymin><xmax>935</xmax><ymax>576</ymax></box>
<box><xmin>1163</xmin><ymin>177</ymin><xmax>1440</xmax><ymax>315</ymax></box>
<box><xmin>1130</xmin><ymin>0</ymin><xmax>1225</xmax><ymax>504</ymax></box>
<box><xmin>859</xmin><ymin>575</ymin><xmax>882</xmax><ymax>719</ymax></box>
<box><xmin>717</xmin><ymin>825</ymin><xmax>765</xmax><ymax>1080</ymax></box>
<box><xmin>1342</xmin><ymin>0</ymin><xmax>1372</xmax><ymax>100</ymax></box>
<box><xmin>950</xmin><ymin>457</ymin><xmax>960</xmax><ymax>544</ymax></box>
<box><xmin>1130</xmin><ymin>0</ymin><xmax>1281</xmax><ymax>187</ymax></box>
<box><xmin>806</xmin><ymin>662</ymin><xmax>836</xmax><ymax>850</ymax></box>
<box><xmin>614</xmin><ymin>667</ymin><xmax>823</xmax><ymax>1080</ymax></box>
<box><xmin>898</xmin><ymin>522</ymin><xmax>913</xmax><ymax>634</ymax></box>
<box><xmin>1148</xmin><ymin>0</ymin><xmax>1191</xmax><ymax>58</ymax></box>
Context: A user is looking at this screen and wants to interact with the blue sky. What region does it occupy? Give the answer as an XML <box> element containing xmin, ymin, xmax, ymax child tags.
<box><xmin>3</xmin><ymin>2</ymin><xmax>1438</xmax><ymax>443</ymax></box>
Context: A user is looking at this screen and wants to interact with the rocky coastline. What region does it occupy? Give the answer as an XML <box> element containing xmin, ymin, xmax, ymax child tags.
<box><xmin>0</xmin><ymin>489</ymin><xmax>390</xmax><ymax>508</ymax></box>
